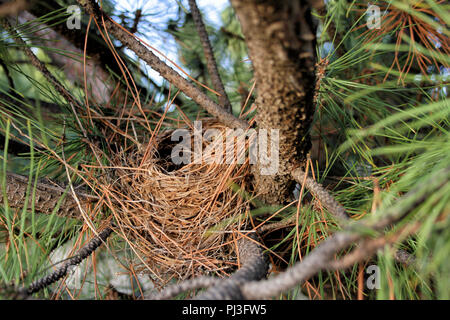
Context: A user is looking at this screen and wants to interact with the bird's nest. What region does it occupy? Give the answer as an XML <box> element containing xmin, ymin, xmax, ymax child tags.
<box><xmin>107</xmin><ymin>120</ymin><xmax>252</xmax><ymax>286</ymax></box>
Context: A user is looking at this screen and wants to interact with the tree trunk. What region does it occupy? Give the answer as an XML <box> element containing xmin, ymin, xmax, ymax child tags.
<box><xmin>231</xmin><ymin>0</ymin><xmax>318</xmax><ymax>204</ymax></box>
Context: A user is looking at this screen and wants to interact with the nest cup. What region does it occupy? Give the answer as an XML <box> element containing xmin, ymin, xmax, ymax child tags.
<box><xmin>112</xmin><ymin>120</ymin><xmax>251</xmax><ymax>286</ymax></box>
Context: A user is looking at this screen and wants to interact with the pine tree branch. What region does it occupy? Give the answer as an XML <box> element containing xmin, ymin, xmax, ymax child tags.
<box><xmin>151</xmin><ymin>236</ymin><xmax>268</xmax><ymax>300</ymax></box>
<box><xmin>20</xmin><ymin>227</ymin><xmax>113</xmax><ymax>296</ymax></box>
<box><xmin>0</xmin><ymin>0</ymin><xmax>27</xmax><ymax>17</ymax></box>
<box><xmin>230</xmin><ymin>0</ymin><xmax>318</xmax><ymax>204</ymax></box>
<box><xmin>0</xmin><ymin>172</ymin><xmax>94</xmax><ymax>219</ymax></box>
<box><xmin>76</xmin><ymin>0</ymin><xmax>248</xmax><ymax>130</ymax></box>
<box><xmin>239</xmin><ymin>166</ymin><xmax>449</xmax><ymax>299</ymax></box>
<box><xmin>17</xmin><ymin>7</ymin><xmax>167</xmax><ymax>106</ymax></box>
<box><xmin>188</xmin><ymin>0</ymin><xmax>232</xmax><ymax>112</ymax></box>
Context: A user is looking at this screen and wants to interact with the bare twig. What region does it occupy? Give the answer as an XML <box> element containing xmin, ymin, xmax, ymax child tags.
<box><xmin>188</xmin><ymin>0</ymin><xmax>232</xmax><ymax>112</ymax></box>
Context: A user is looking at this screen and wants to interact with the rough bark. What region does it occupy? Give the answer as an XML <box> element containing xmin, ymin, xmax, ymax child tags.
<box><xmin>0</xmin><ymin>172</ymin><xmax>89</xmax><ymax>219</ymax></box>
<box><xmin>231</xmin><ymin>0</ymin><xmax>317</xmax><ymax>204</ymax></box>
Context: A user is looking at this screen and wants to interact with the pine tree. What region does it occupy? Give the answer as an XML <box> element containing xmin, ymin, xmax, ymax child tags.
<box><xmin>0</xmin><ymin>0</ymin><xmax>448</xmax><ymax>300</ymax></box>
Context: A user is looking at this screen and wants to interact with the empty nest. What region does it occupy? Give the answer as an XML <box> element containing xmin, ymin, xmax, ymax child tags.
<box><xmin>108</xmin><ymin>120</ymin><xmax>252</xmax><ymax>286</ymax></box>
